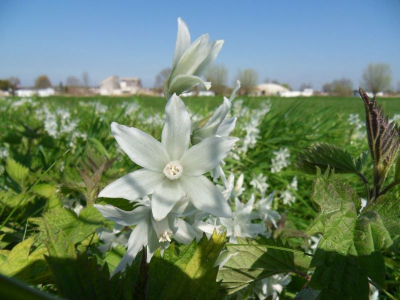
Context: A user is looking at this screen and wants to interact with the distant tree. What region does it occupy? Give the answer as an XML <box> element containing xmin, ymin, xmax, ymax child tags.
<box><xmin>361</xmin><ymin>63</ymin><xmax>392</xmax><ymax>96</ymax></box>
<box><xmin>7</xmin><ymin>77</ymin><xmax>20</xmax><ymax>95</ymax></box>
<box><xmin>0</xmin><ymin>80</ymin><xmax>11</xmax><ymax>91</ymax></box>
<box><xmin>35</xmin><ymin>75</ymin><xmax>52</xmax><ymax>89</ymax></box>
<box><xmin>154</xmin><ymin>68</ymin><xmax>171</xmax><ymax>93</ymax></box>
<box><xmin>281</xmin><ymin>83</ymin><xmax>291</xmax><ymax>90</ymax></box>
<box><xmin>66</xmin><ymin>76</ymin><xmax>81</xmax><ymax>87</ymax></box>
<box><xmin>82</xmin><ymin>71</ymin><xmax>90</xmax><ymax>89</ymax></box>
<box><xmin>300</xmin><ymin>83</ymin><xmax>312</xmax><ymax>91</ymax></box>
<box><xmin>264</xmin><ymin>78</ymin><xmax>270</xmax><ymax>83</ymax></box>
<box><xmin>236</xmin><ymin>69</ymin><xmax>258</xmax><ymax>95</ymax></box>
<box><xmin>332</xmin><ymin>78</ymin><xmax>353</xmax><ymax>97</ymax></box>
<box><xmin>322</xmin><ymin>83</ymin><xmax>332</xmax><ymax>93</ymax></box>
<box><xmin>397</xmin><ymin>81</ymin><xmax>400</xmax><ymax>93</ymax></box>
<box><xmin>205</xmin><ymin>64</ymin><xmax>228</xmax><ymax>95</ymax></box>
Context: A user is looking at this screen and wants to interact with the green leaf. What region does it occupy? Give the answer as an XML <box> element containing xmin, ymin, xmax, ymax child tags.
<box><xmin>147</xmin><ymin>231</ymin><xmax>226</xmax><ymax>300</ymax></box>
<box><xmin>6</xmin><ymin>158</ymin><xmax>29</xmax><ymax>187</ymax></box>
<box><xmin>45</xmin><ymin>226</ymin><xmax>145</xmax><ymax>300</ymax></box>
<box><xmin>0</xmin><ymin>273</ymin><xmax>57</xmax><ymax>300</ymax></box>
<box><xmin>298</xmin><ymin>143</ymin><xmax>366</xmax><ymax>175</ymax></box>
<box><xmin>307</xmin><ymin>170</ymin><xmax>395</xmax><ymax>299</ymax></box>
<box><xmin>217</xmin><ymin>237</ymin><xmax>298</xmax><ymax>295</ymax></box>
<box><xmin>34</xmin><ymin>206</ymin><xmax>104</xmax><ymax>245</ymax></box>
<box><xmin>0</xmin><ymin>238</ymin><xmax>50</xmax><ymax>285</ymax></box>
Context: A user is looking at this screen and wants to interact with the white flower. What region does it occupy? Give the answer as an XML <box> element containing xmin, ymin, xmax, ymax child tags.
<box><xmin>97</xmin><ymin>227</ymin><xmax>129</xmax><ymax>253</ymax></box>
<box><xmin>62</xmin><ymin>198</ymin><xmax>84</xmax><ymax>216</ymax></box>
<box><xmin>192</xmin><ymin>81</ymin><xmax>240</xmax><ymax>145</ymax></box>
<box><xmin>164</xmin><ymin>18</ymin><xmax>224</xmax><ymax>98</ymax></box>
<box><xmin>95</xmin><ymin>197</ymin><xmax>200</xmax><ymax>275</ymax></box>
<box><xmin>99</xmin><ymin>95</ymin><xmax>236</xmax><ymax>221</ymax></box>
<box><xmin>250</xmin><ymin>174</ymin><xmax>269</xmax><ymax>196</ymax></box>
<box><xmin>219</xmin><ymin>195</ymin><xmax>265</xmax><ymax>243</ymax></box>
<box><xmin>256</xmin><ymin>192</ymin><xmax>281</xmax><ymax>227</ymax></box>
<box><xmin>369</xmin><ymin>283</ymin><xmax>379</xmax><ymax>300</ymax></box>
<box><xmin>271</xmin><ymin>148</ymin><xmax>290</xmax><ymax>173</ymax></box>
<box><xmin>280</xmin><ymin>177</ymin><xmax>298</xmax><ymax>206</ymax></box>
<box><xmin>221</xmin><ymin>173</ymin><xmax>245</xmax><ymax>201</ymax></box>
<box><xmin>253</xmin><ymin>274</ymin><xmax>291</xmax><ymax>300</ymax></box>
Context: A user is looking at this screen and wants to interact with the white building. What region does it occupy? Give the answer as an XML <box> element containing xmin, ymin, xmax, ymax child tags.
<box><xmin>15</xmin><ymin>88</ymin><xmax>55</xmax><ymax>97</ymax></box>
<box><xmin>281</xmin><ymin>89</ymin><xmax>314</xmax><ymax>98</ymax></box>
<box><xmin>99</xmin><ymin>76</ymin><xmax>142</xmax><ymax>96</ymax></box>
<box><xmin>254</xmin><ymin>83</ymin><xmax>289</xmax><ymax>96</ymax></box>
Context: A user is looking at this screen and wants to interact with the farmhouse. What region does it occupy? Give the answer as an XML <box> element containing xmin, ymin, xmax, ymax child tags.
<box><xmin>99</xmin><ymin>76</ymin><xmax>142</xmax><ymax>95</ymax></box>
<box><xmin>254</xmin><ymin>83</ymin><xmax>289</xmax><ymax>96</ymax></box>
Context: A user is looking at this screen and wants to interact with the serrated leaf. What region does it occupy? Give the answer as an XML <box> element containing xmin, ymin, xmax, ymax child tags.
<box><xmin>307</xmin><ymin>170</ymin><xmax>395</xmax><ymax>299</ymax></box>
<box><xmin>0</xmin><ymin>238</ymin><xmax>50</xmax><ymax>284</ymax></box>
<box><xmin>360</xmin><ymin>88</ymin><xmax>400</xmax><ymax>178</ymax></box>
<box><xmin>147</xmin><ymin>231</ymin><xmax>226</xmax><ymax>300</ymax></box>
<box><xmin>6</xmin><ymin>158</ymin><xmax>29</xmax><ymax>187</ymax></box>
<box><xmin>218</xmin><ymin>237</ymin><xmax>298</xmax><ymax>295</ymax></box>
<box><xmin>36</xmin><ymin>206</ymin><xmax>104</xmax><ymax>245</ymax></box>
<box><xmin>45</xmin><ymin>227</ymin><xmax>144</xmax><ymax>300</ymax></box>
<box><xmin>298</xmin><ymin>143</ymin><xmax>366</xmax><ymax>176</ymax></box>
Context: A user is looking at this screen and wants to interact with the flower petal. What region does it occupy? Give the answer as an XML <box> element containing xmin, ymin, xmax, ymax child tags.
<box><xmin>171</xmin><ymin>34</ymin><xmax>211</xmax><ymax>78</ymax></box>
<box><xmin>192</xmin><ymin>98</ymin><xmax>231</xmax><ymax>144</ymax></box>
<box><xmin>172</xmin><ymin>218</ymin><xmax>200</xmax><ymax>244</ymax></box>
<box><xmin>180</xmin><ymin>175</ymin><xmax>232</xmax><ymax>218</ymax></box>
<box><xmin>172</xmin><ymin>18</ymin><xmax>191</xmax><ymax>70</ymax></box>
<box><xmin>94</xmin><ymin>204</ymin><xmax>150</xmax><ymax>226</ymax></box>
<box><xmin>180</xmin><ymin>136</ymin><xmax>239</xmax><ymax>176</ymax></box>
<box><xmin>151</xmin><ymin>179</ymin><xmax>186</xmax><ymax>221</ymax></box>
<box><xmin>162</xmin><ymin>94</ymin><xmax>191</xmax><ymax>160</ymax></box>
<box><xmin>111</xmin><ymin>122</ymin><xmax>170</xmax><ymax>171</ymax></box>
<box><xmin>194</xmin><ymin>40</ymin><xmax>224</xmax><ymax>77</ymax></box>
<box><xmin>216</xmin><ymin>117</ymin><xmax>237</xmax><ymax>137</ymax></box>
<box><xmin>99</xmin><ymin>169</ymin><xmax>165</xmax><ymax>201</ymax></box>
<box><xmin>112</xmin><ymin>218</ymin><xmax>150</xmax><ymax>276</ymax></box>
<box><xmin>168</xmin><ymin>74</ymin><xmax>211</xmax><ymax>96</ymax></box>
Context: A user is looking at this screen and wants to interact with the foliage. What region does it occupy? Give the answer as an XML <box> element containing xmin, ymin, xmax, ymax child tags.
<box><xmin>218</xmin><ymin>237</ymin><xmax>301</xmax><ymax>295</ymax></box>
<box><xmin>362</xmin><ymin>63</ymin><xmax>392</xmax><ymax>96</ymax></box>
<box><xmin>34</xmin><ymin>75</ymin><xmax>52</xmax><ymax>89</ymax></box>
<box><xmin>147</xmin><ymin>232</ymin><xmax>226</xmax><ymax>300</ymax></box>
<box><xmin>307</xmin><ymin>170</ymin><xmax>395</xmax><ymax>299</ymax></box>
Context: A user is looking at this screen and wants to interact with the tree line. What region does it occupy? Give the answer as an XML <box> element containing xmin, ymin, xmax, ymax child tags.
<box><xmin>155</xmin><ymin>63</ymin><xmax>397</xmax><ymax>97</ymax></box>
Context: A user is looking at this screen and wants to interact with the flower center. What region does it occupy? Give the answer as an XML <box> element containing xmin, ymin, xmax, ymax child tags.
<box><xmin>158</xmin><ymin>231</ymin><xmax>172</xmax><ymax>242</ymax></box>
<box><xmin>163</xmin><ymin>161</ymin><xmax>183</xmax><ymax>180</ymax></box>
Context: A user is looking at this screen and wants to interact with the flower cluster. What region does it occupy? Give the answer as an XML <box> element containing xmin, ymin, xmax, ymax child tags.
<box><xmin>95</xmin><ymin>19</ymin><xmax>239</xmax><ymax>275</ymax></box>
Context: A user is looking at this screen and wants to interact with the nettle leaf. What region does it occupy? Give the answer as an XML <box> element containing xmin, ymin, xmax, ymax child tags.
<box><xmin>44</xmin><ymin>225</ymin><xmax>144</xmax><ymax>300</ymax></box>
<box><xmin>6</xmin><ymin>158</ymin><xmax>29</xmax><ymax>187</ymax></box>
<box><xmin>0</xmin><ymin>238</ymin><xmax>50</xmax><ymax>285</ymax></box>
<box><xmin>33</xmin><ymin>206</ymin><xmax>104</xmax><ymax>245</ymax></box>
<box><xmin>217</xmin><ymin>237</ymin><xmax>298</xmax><ymax>295</ymax></box>
<box><xmin>147</xmin><ymin>231</ymin><xmax>226</xmax><ymax>300</ymax></box>
<box><xmin>308</xmin><ymin>170</ymin><xmax>396</xmax><ymax>299</ymax></box>
<box><xmin>298</xmin><ymin>143</ymin><xmax>366</xmax><ymax>175</ymax></box>
<box><xmin>360</xmin><ymin>88</ymin><xmax>400</xmax><ymax>182</ymax></box>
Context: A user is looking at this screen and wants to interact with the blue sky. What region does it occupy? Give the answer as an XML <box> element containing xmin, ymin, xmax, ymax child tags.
<box><xmin>1</xmin><ymin>0</ymin><xmax>399</xmax><ymax>90</ymax></box>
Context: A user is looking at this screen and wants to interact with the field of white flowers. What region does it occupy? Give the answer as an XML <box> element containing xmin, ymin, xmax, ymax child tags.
<box><xmin>1</xmin><ymin>18</ymin><xmax>400</xmax><ymax>300</ymax></box>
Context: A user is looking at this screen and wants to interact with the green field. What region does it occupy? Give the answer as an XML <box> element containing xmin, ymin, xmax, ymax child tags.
<box><xmin>1</xmin><ymin>95</ymin><xmax>399</xmax><ymax>299</ymax></box>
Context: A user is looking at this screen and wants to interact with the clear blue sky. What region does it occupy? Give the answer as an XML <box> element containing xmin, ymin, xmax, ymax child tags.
<box><xmin>1</xmin><ymin>0</ymin><xmax>399</xmax><ymax>90</ymax></box>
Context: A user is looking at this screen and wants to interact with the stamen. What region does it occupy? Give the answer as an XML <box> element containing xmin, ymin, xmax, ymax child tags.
<box><xmin>163</xmin><ymin>161</ymin><xmax>183</xmax><ymax>180</ymax></box>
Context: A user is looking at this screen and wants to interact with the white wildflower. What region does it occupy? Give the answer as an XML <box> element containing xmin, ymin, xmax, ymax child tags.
<box><xmin>98</xmin><ymin>95</ymin><xmax>236</xmax><ymax>221</ymax></box>
<box><xmin>253</xmin><ymin>274</ymin><xmax>291</xmax><ymax>300</ymax></box>
<box><xmin>219</xmin><ymin>196</ymin><xmax>265</xmax><ymax>243</ymax></box>
<box><xmin>164</xmin><ymin>18</ymin><xmax>224</xmax><ymax>98</ymax></box>
<box><xmin>271</xmin><ymin>147</ymin><xmax>290</xmax><ymax>173</ymax></box>
<box><xmin>250</xmin><ymin>174</ymin><xmax>269</xmax><ymax>196</ymax></box>
<box><xmin>255</xmin><ymin>192</ymin><xmax>281</xmax><ymax>227</ymax></box>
